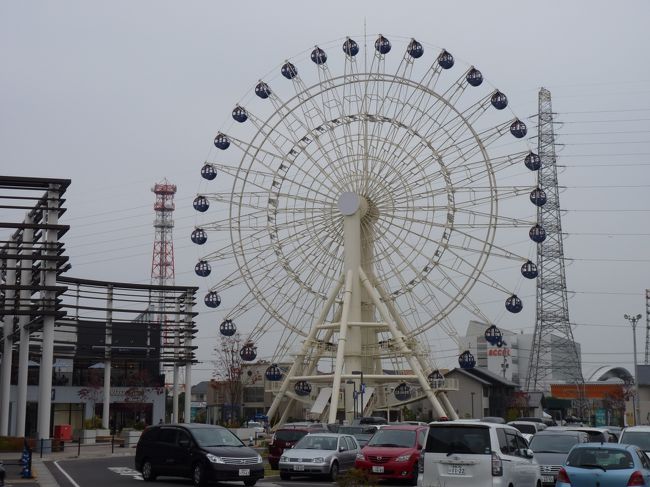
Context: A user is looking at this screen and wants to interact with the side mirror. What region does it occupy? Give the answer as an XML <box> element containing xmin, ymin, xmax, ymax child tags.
<box><xmin>339</xmin><ymin>446</ymin><xmax>345</xmax><ymax>452</ymax></box>
<box><xmin>523</xmin><ymin>448</ymin><xmax>534</xmax><ymax>459</ymax></box>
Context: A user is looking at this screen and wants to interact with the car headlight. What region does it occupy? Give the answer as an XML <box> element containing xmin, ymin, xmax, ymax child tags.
<box><xmin>257</xmin><ymin>454</ymin><xmax>263</xmax><ymax>463</ymax></box>
<box><xmin>312</xmin><ymin>457</ymin><xmax>326</xmax><ymax>463</ymax></box>
<box><xmin>395</xmin><ymin>454</ymin><xmax>412</xmax><ymax>462</ymax></box>
<box><xmin>280</xmin><ymin>455</ymin><xmax>288</xmax><ymax>462</ymax></box>
<box><xmin>356</xmin><ymin>452</ymin><xmax>366</xmax><ymax>461</ymax></box>
<box><xmin>206</xmin><ymin>453</ymin><xmax>225</xmax><ymax>464</ymax></box>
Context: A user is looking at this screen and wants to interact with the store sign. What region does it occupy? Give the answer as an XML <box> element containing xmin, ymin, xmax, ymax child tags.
<box><xmin>488</xmin><ymin>348</ymin><xmax>511</xmax><ymax>357</ymax></box>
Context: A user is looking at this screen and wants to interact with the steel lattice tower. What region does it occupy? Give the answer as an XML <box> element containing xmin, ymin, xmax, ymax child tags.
<box><xmin>526</xmin><ymin>88</ymin><xmax>584</xmax><ymax>396</ymax></box>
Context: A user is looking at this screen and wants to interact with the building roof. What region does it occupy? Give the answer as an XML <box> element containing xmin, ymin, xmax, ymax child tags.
<box><xmin>192</xmin><ymin>380</ymin><xmax>210</xmax><ymax>394</ymax></box>
<box><xmin>445</xmin><ymin>368</ymin><xmax>491</xmax><ymax>386</ymax></box>
<box><xmin>461</xmin><ymin>367</ymin><xmax>518</xmax><ymax>388</ymax></box>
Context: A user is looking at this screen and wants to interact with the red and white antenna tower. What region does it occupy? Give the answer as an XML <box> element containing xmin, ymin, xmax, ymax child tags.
<box><xmin>151</xmin><ymin>179</ymin><xmax>176</xmax><ymax>287</ymax></box>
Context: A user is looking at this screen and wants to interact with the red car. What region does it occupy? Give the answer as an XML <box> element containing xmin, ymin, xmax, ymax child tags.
<box><xmin>267</xmin><ymin>423</ymin><xmax>327</xmax><ymax>469</ymax></box>
<box><xmin>354</xmin><ymin>424</ymin><xmax>428</xmax><ymax>485</ymax></box>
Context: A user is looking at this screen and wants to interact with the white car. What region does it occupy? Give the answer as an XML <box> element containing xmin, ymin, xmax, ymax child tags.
<box><xmin>246</xmin><ymin>421</ymin><xmax>266</xmax><ymax>435</ymax></box>
<box><xmin>619</xmin><ymin>425</ymin><xmax>650</xmax><ymax>454</ymax></box>
<box><xmin>419</xmin><ymin>420</ymin><xmax>541</xmax><ymax>487</ymax></box>
<box><xmin>507</xmin><ymin>420</ymin><xmax>546</xmax><ymax>442</ymax></box>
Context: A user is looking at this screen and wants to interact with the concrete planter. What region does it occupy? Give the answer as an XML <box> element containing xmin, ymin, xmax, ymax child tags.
<box><xmin>74</xmin><ymin>429</ymin><xmax>97</xmax><ymax>444</ymax></box>
<box><xmin>120</xmin><ymin>429</ymin><xmax>142</xmax><ymax>448</ymax></box>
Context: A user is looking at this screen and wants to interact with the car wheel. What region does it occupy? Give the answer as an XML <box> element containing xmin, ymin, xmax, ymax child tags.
<box><xmin>280</xmin><ymin>472</ymin><xmax>291</xmax><ymax>480</ymax></box>
<box><xmin>329</xmin><ymin>462</ymin><xmax>339</xmax><ymax>482</ymax></box>
<box><xmin>141</xmin><ymin>460</ymin><xmax>157</xmax><ymax>482</ymax></box>
<box><xmin>244</xmin><ymin>479</ymin><xmax>257</xmax><ymax>486</ymax></box>
<box><xmin>192</xmin><ymin>463</ymin><xmax>206</xmax><ymax>487</ymax></box>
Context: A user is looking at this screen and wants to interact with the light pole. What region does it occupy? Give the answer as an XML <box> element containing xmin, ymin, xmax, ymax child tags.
<box><xmin>345</xmin><ymin>380</ymin><xmax>355</xmax><ymax>421</ymax></box>
<box><xmin>470</xmin><ymin>391</ymin><xmax>475</xmax><ymax>418</ymax></box>
<box><xmin>625</xmin><ymin>313</ymin><xmax>643</xmax><ymax>425</ymax></box>
<box><xmin>352</xmin><ymin>371</ymin><xmax>364</xmax><ymax>418</ymax></box>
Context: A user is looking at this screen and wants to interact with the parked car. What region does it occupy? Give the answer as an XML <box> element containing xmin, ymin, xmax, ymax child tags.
<box><xmin>516</xmin><ymin>416</ymin><xmax>557</xmax><ymax>427</ymax></box>
<box><xmin>352</xmin><ymin>416</ymin><xmax>388</xmax><ymax>426</ymax></box>
<box><xmin>267</xmin><ymin>423</ymin><xmax>328</xmax><ymax>469</ymax></box>
<box><xmin>420</xmin><ymin>420</ymin><xmax>541</xmax><ymax>487</ymax></box>
<box><xmin>355</xmin><ymin>424</ymin><xmax>428</xmax><ymax>485</ymax></box>
<box><xmin>507</xmin><ymin>420</ymin><xmax>547</xmax><ymax>442</ymax></box>
<box><xmin>619</xmin><ymin>425</ymin><xmax>650</xmax><ymax>454</ymax></box>
<box><xmin>278</xmin><ymin>432</ymin><xmax>360</xmax><ymax>480</ymax></box>
<box><xmin>528</xmin><ymin>429</ymin><xmax>590</xmax><ymax>486</ymax></box>
<box><xmin>244</xmin><ymin>421</ymin><xmax>265</xmax><ymax>435</ymax></box>
<box><xmin>556</xmin><ymin>442</ymin><xmax>650</xmax><ymax>486</ymax></box>
<box><xmin>134</xmin><ymin>423</ymin><xmax>264</xmax><ymax>487</ymax></box>
<box><xmin>545</xmin><ymin>426</ymin><xmax>608</xmax><ymax>443</ymax></box>
<box><xmin>481</xmin><ymin>417</ymin><xmax>506</xmax><ymax>424</ymax></box>
<box><xmin>336</xmin><ymin>425</ymin><xmax>378</xmax><ymax>447</ymax></box>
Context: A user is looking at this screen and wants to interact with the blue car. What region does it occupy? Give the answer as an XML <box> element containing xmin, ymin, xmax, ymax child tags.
<box><xmin>556</xmin><ymin>442</ymin><xmax>650</xmax><ymax>486</ymax></box>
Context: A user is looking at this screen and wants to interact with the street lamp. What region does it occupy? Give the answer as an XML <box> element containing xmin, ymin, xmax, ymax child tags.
<box><xmin>345</xmin><ymin>380</ymin><xmax>355</xmax><ymax>421</ymax></box>
<box><xmin>352</xmin><ymin>371</ymin><xmax>364</xmax><ymax>418</ymax></box>
<box><xmin>625</xmin><ymin>313</ymin><xmax>643</xmax><ymax>425</ymax></box>
<box><xmin>470</xmin><ymin>391</ymin><xmax>475</xmax><ymax>418</ymax></box>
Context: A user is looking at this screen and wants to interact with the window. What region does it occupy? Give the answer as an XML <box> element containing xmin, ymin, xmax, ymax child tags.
<box><xmin>497</xmin><ymin>428</ymin><xmax>509</xmax><ymax>455</ymax></box>
<box><xmin>504</xmin><ymin>431</ymin><xmax>519</xmax><ymax>455</ymax></box>
<box><xmin>339</xmin><ymin>438</ymin><xmax>348</xmax><ymax>451</ymax></box>
<box><xmin>243</xmin><ymin>387</ymin><xmax>265</xmax><ymax>403</ymax></box>
<box><xmin>368</xmin><ymin>429</ymin><xmax>416</xmax><ymax>448</ymax></box>
<box><xmin>426</xmin><ymin>426</ymin><xmax>491</xmax><ymax>455</ymax></box>
<box><xmin>566</xmin><ymin>448</ymin><xmax>634</xmax><ymax>470</ymax></box>
<box><xmin>637</xmin><ymin>449</ymin><xmax>650</xmax><ymax>469</ymax></box>
<box><xmin>159</xmin><ymin>428</ymin><xmax>178</xmax><ymax>445</ymax></box>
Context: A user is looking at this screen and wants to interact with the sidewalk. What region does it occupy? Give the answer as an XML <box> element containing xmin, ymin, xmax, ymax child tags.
<box><xmin>1</xmin><ymin>442</ymin><xmax>135</xmax><ymax>487</ymax></box>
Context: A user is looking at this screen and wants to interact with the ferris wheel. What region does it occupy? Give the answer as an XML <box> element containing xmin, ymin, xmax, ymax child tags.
<box><xmin>194</xmin><ymin>34</ymin><xmax>541</xmax><ymax>423</ymax></box>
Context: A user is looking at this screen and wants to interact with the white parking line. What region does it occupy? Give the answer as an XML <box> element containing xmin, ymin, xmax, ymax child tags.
<box><xmin>53</xmin><ymin>461</ymin><xmax>81</xmax><ymax>487</ymax></box>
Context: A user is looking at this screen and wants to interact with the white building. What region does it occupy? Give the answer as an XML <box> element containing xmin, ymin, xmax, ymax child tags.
<box><xmin>463</xmin><ymin>320</ymin><xmax>582</xmax><ymax>390</ymax></box>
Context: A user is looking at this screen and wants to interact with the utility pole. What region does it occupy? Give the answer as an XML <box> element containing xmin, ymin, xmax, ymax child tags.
<box><xmin>625</xmin><ymin>313</ymin><xmax>642</xmax><ymax>425</ymax></box>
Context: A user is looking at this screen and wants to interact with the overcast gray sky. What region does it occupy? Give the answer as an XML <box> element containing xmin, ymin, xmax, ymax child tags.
<box><xmin>2</xmin><ymin>0</ymin><xmax>649</xmax><ymax>384</ymax></box>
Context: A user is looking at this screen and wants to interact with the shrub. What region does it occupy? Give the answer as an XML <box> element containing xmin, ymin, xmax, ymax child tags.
<box><xmin>336</xmin><ymin>468</ymin><xmax>377</xmax><ymax>487</ymax></box>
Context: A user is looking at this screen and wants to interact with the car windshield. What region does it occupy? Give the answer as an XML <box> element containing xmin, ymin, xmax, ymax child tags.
<box><xmin>191</xmin><ymin>428</ymin><xmax>243</xmax><ymax>447</ymax></box>
<box><xmin>367</xmin><ymin>429</ymin><xmax>416</xmax><ymax>448</ymax></box>
<box><xmin>529</xmin><ymin>434</ymin><xmax>580</xmax><ymax>453</ymax></box>
<box><xmin>620</xmin><ymin>431</ymin><xmax>650</xmax><ymax>451</ymax></box>
<box><xmin>426</xmin><ymin>426</ymin><xmax>491</xmax><ymax>455</ymax></box>
<box><xmin>294</xmin><ymin>435</ymin><xmax>338</xmax><ymax>450</ymax></box>
<box><xmin>512</xmin><ymin>424</ymin><xmax>536</xmax><ymax>434</ymax></box>
<box><xmin>566</xmin><ymin>448</ymin><xmax>633</xmax><ymax>470</ymax></box>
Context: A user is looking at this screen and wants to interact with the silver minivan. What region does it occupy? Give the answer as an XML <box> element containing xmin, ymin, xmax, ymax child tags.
<box><xmin>419</xmin><ymin>420</ymin><xmax>541</xmax><ymax>487</ymax></box>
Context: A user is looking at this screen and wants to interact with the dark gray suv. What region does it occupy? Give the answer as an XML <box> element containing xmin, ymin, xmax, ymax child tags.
<box><xmin>135</xmin><ymin>423</ymin><xmax>264</xmax><ymax>487</ymax></box>
<box><xmin>528</xmin><ymin>429</ymin><xmax>589</xmax><ymax>486</ymax></box>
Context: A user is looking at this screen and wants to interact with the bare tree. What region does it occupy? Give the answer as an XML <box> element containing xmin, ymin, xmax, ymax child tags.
<box><xmin>213</xmin><ymin>333</ymin><xmax>243</xmax><ymax>424</ymax></box>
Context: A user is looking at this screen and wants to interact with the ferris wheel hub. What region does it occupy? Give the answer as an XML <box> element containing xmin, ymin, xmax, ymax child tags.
<box><xmin>337</xmin><ymin>192</ymin><xmax>368</xmax><ymax>217</ymax></box>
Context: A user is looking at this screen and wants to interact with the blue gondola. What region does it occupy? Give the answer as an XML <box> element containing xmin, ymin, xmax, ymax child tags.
<box><xmin>219</xmin><ymin>319</ymin><xmax>236</xmax><ymax>337</ymax></box>
<box><xmin>459</xmin><ymin>350</ymin><xmax>476</xmax><ymax>369</ymax></box>
<box><xmin>294</xmin><ymin>380</ymin><xmax>312</xmax><ymax>396</ymax></box>
<box><xmin>232</xmin><ymin>106</ymin><xmax>248</xmax><ymax>123</ymax></box>
<box><xmin>201</xmin><ymin>164</ymin><xmax>217</xmax><ymax>180</ymax></box>
<box><xmin>265</xmin><ymin>364</ymin><xmax>283</xmax><ymax>381</ymax></box>
<box><xmin>394</xmin><ymin>383</ymin><xmax>411</xmax><ymax>401</ymax></box>
<box><xmin>195</xmin><ymin>260</ymin><xmax>211</xmax><ymax>277</ymax></box>
<box><xmin>466</xmin><ymin>67</ymin><xmax>483</xmax><ymax>87</ymax></box>
<box><xmin>510</xmin><ymin>119</ymin><xmax>527</xmax><ymax>138</ymax></box>
<box><xmin>193</xmin><ymin>195</ymin><xmax>209</xmax><ymax>212</ymax></box>
<box><xmin>525</xmin><ymin>152</ymin><xmax>542</xmax><ymax>171</ymax></box>
<box><xmin>438</xmin><ymin>50</ymin><xmax>454</xmax><ymax>69</ymax></box>
<box><xmin>191</xmin><ymin>228</ymin><xmax>207</xmax><ymax>245</ymax></box>
<box><xmin>530</xmin><ymin>187</ymin><xmax>547</xmax><ymax>207</ymax></box>
<box><xmin>375</xmin><ymin>35</ymin><xmax>391</xmax><ymax>54</ymax></box>
<box><xmin>529</xmin><ymin>224</ymin><xmax>546</xmax><ymax>243</ymax></box>
<box><xmin>407</xmin><ymin>39</ymin><xmax>424</xmax><ymax>58</ymax></box>
<box><xmin>240</xmin><ymin>343</ymin><xmax>257</xmax><ymax>361</ymax></box>
<box><xmin>342</xmin><ymin>38</ymin><xmax>359</xmax><ymax>56</ymax></box>
<box><xmin>428</xmin><ymin>370</ymin><xmax>444</xmax><ymax>384</ymax></box>
<box><xmin>204</xmin><ymin>291</ymin><xmax>221</xmax><ymax>308</ymax></box>
<box><xmin>521</xmin><ymin>260</ymin><xmax>538</xmax><ymax>279</ymax></box>
<box><xmin>281</xmin><ymin>61</ymin><xmax>298</xmax><ymax>79</ymax></box>
<box><xmin>484</xmin><ymin>324</ymin><xmax>503</xmax><ymax>346</ymax></box>
<box><xmin>491</xmin><ymin>91</ymin><xmax>508</xmax><ymax>110</ymax></box>
<box><xmin>505</xmin><ymin>294</ymin><xmax>523</xmax><ymax>313</ymax></box>
<box><xmin>311</xmin><ymin>47</ymin><xmax>327</xmax><ymax>65</ymax></box>
<box><xmin>214</xmin><ymin>133</ymin><xmax>230</xmax><ymax>150</ymax></box>
<box><xmin>255</xmin><ymin>81</ymin><xmax>271</xmax><ymax>99</ymax></box>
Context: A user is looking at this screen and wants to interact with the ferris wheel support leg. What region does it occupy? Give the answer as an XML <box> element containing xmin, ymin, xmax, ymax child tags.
<box><xmin>277</xmin><ymin>398</ymin><xmax>294</xmax><ymax>426</ymax></box>
<box><xmin>266</xmin><ymin>276</ymin><xmax>344</xmax><ymax>424</ymax></box>
<box><xmin>328</xmin><ymin>270</ymin><xmax>354</xmax><ymax>424</ymax></box>
<box><xmin>437</xmin><ymin>392</ymin><xmax>459</xmax><ymax>420</ymax></box>
<box><xmin>358</xmin><ymin>268</ymin><xmax>448</xmax><ymax>419</ymax></box>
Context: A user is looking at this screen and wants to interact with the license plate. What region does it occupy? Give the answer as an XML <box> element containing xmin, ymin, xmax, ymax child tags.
<box><xmin>542</xmin><ymin>475</ymin><xmax>554</xmax><ymax>483</ymax></box>
<box><xmin>293</xmin><ymin>465</ymin><xmax>305</xmax><ymax>471</ymax></box>
<box><xmin>239</xmin><ymin>469</ymin><xmax>250</xmax><ymax>476</ymax></box>
<box><xmin>447</xmin><ymin>465</ymin><xmax>465</xmax><ymax>475</ymax></box>
<box><xmin>372</xmin><ymin>466</ymin><xmax>384</xmax><ymax>473</ymax></box>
